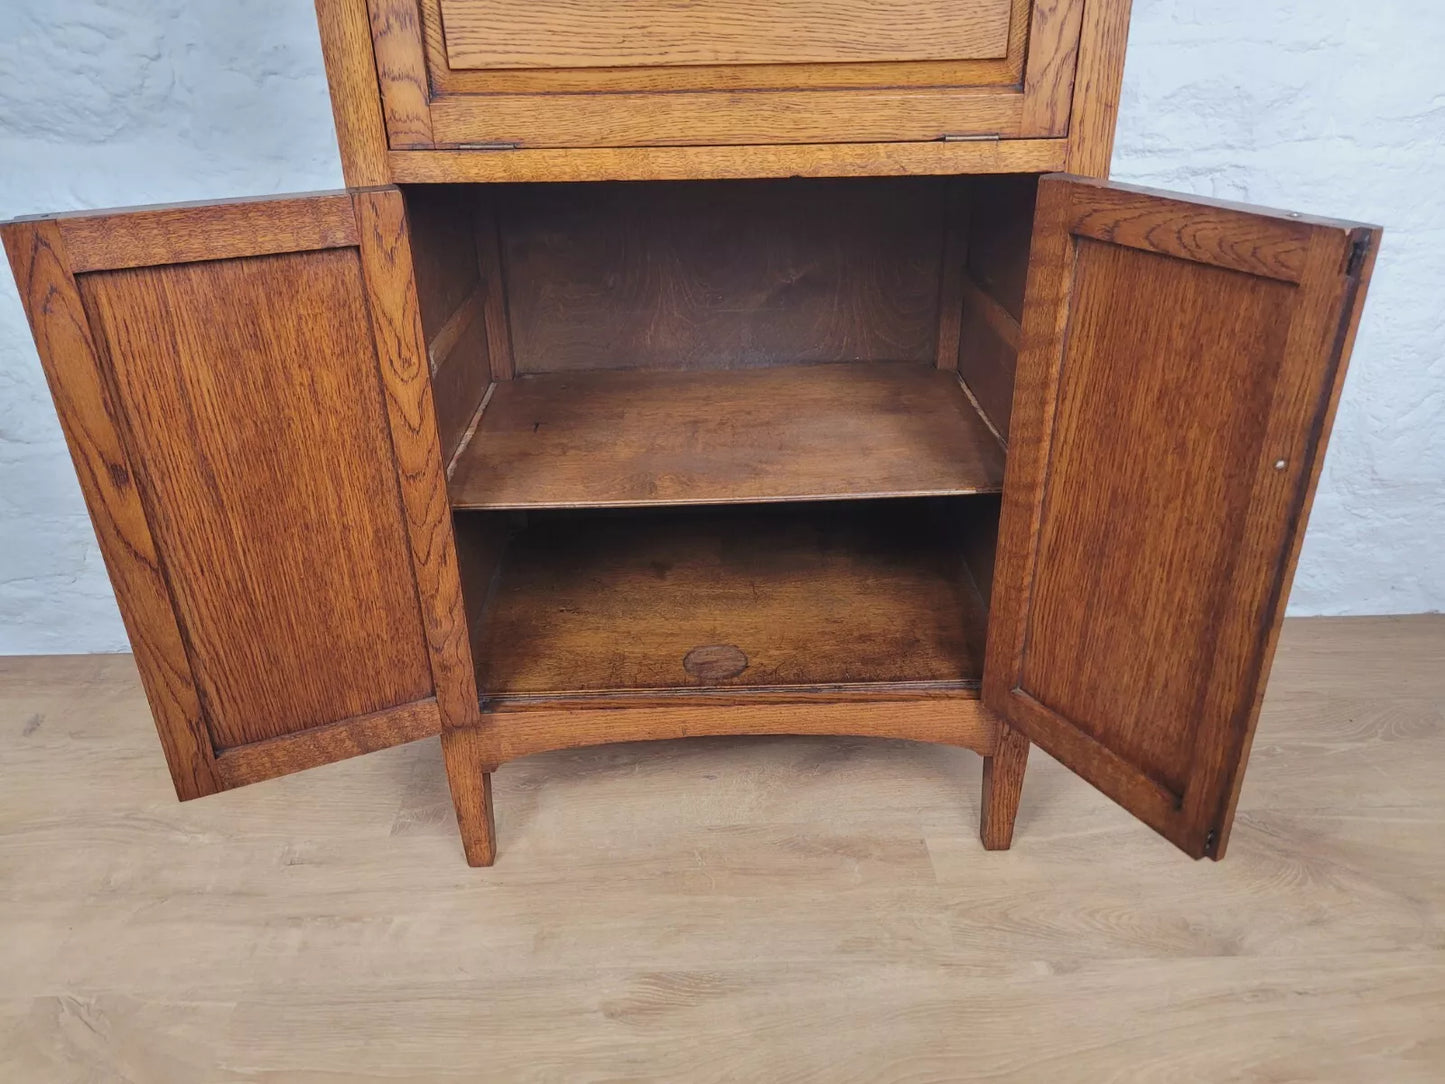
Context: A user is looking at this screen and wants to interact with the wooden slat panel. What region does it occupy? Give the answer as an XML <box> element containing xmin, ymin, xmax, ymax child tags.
<box><xmin>984</xmin><ymin>174</ymin><xmax>1381</xmax><ymax>859</ymax></box>
<box><xmin>387</xmin><ymin>139</ymin><xmax>1070</xmax><ymax>184</ymax></box>
<box><xmin>353</xmin><ymin>189</ymin><xmax>481</xmax><ymax>736</ymax></box>
<box><xmin>428</xmin><ymin>87</ymin><xmax>1025</xmax><ymax>148</ymax></box>
<box><xmin>1</xmin><ymin>220</ymin><xmax>222</xmax><ymax>800</ymax></box>
<box><xmin>78</xmin><ymin>247</ymin><xmax>434</xmax><ymax>750</ymax></box>
<box><xmin>55</xmin><ymin>192</ymin><xmax>358</xmax><ymax>272</ymax></box>
<box><xmin>438</xmin><ymin>0</ymin><xmax>1013</xmax><ymax>70</ymax></box>
<box><xmin>448</xmin><ymin>366</ymin><xmax>1006</xmax><ymax>510</ymax></box>
<box><xmin>214</xmin><ymin>697</ymin><xmax>443</xmax><ymax>788</ymax></box>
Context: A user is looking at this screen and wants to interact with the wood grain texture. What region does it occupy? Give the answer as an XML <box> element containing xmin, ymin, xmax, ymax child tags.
<box><xmin>497</xmin><ymin>179</ymin><xmax>945</xmax><ymax>375</ymax></box>
<box><xmin>53</xmin><ymin>192</ymin><xmax>358</xmax><ymax>272</ymax></box>
<box><xmin>1020</xmin><ymin>0</ymin><xmax>1086</xmax><ymax>136</ymax></box>
<box><xmin>386</xmin><ymin>138</ymin><xmax>1070</xmax><ymax>184</ymax></box>
<box><xmin>1066</xmin><ymin>179</ymin><xmax>1316</xmax><ymax>282</ymax></box>
<box><xmin>1</xmin><ymin>617</ymin><xmax>1442</xmax><ymax>1081</ymax></box>
<box><xmin>313</xmin><ymin>0</ymin><xmax>394</xmax><ymax>185</ymax></box>
<box><xmin>447</xmin><ymin>366</ymin><xmax>1006</xmax><ymax>510</ymax></box>
<box><xmin>466</xmin><ymin>502</ymin><xmax>991</xmax><ymax>704</ymax></box>
<box><xmin>353</xmin><ymin>188</ymin><xmax>481</xmax><ymax>738</ymax></box>
<box><xmin>428</xmin><ymin>86</ymin><xmax>1025</xmax><ymax>148</ymax></box>
<box><xmin>366</xmin><ymin>0</ymin><xmax>432</xmax><ymax>148</ymax></box>
<box><xmin>985</xmin><ymin>175</ymin><xmax>1381</xmax><ymax>859</ymax></box>
<box><xmin>1</xmin><ymin>221</ymin><xmax>221</xmax><ymax>800</ymax></box>
<box><xmin>78</xmin><ymin>247</ymin><xmax>434</xmax><ymax>751</ymax></box>
<box><xmin>487</xmin><ymin>698</ymin><xmax>999</xmax><ymax>764</ymax></box>
<box><xmin>214</xmin><ymin>698</ymin><xmax>442</xmax><ymax>787</ymax></box>
<box><xmin>421</xmin><ymin>0</ymin><xmax>1029</xmax><ymax>92</ymax></box>
<box><xmin>980</xmin><ymin>720</ymin><xmax>1029</xmax><ymax>849</ymax></box>
<box><xmin>1064</xmin><ymin>0</ymin><xmax>1134</xmax><ymax>176</ymax></box>
<box><xmin>437</xmin><ymin>0</ymin><xmax>1012</xmax><ymax>70</ymax></box>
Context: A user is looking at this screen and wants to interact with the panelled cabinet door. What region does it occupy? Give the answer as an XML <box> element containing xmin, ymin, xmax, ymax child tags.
<box><xmin>3</xmin><ymin>189</ymin><xmax>478</xmax><ymax>799</ymax></box>
<box><xmin>984</xmin><ymin>175</ymin><xmax>1379</xmax><ymax>859</ymax></box>
<box><xmin>352</xmin><ymin>0</ymin><xmax>1091</xmax><ymax>151</ymax></box>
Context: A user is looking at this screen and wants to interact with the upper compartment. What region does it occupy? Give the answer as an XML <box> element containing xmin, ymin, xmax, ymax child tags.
<box><xmin>329</xmin><ymin>0</ymin><xmax>1128</xmax><ymax>182</ymax></box>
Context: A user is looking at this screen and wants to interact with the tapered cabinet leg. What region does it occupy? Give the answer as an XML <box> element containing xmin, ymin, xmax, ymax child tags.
<box><xmin>980</xmin><ymin>723</ymin><xmax>1029</xmax><ymax>850</ymax></box>
<box><xmin>441</xmin><ymin>728</ymin><xmax>497</xmax><ymax>867</ymax></box>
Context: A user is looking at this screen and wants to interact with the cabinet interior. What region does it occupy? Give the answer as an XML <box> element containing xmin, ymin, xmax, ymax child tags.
<box><xmin>402</xmin><ymin>173</ymin><xmax>1039</xmax><ymax>706</ymax></box>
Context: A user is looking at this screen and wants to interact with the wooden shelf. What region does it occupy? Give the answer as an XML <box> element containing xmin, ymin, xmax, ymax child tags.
<box><xmin>447</xmin><ymin>363</ymin><xmax>1005</xmax><ymax>509</ymax></box>
<box><xmin>465</xmin><ymin>501</ymin><xmax>989</xmax><ymax>705</ymax></box>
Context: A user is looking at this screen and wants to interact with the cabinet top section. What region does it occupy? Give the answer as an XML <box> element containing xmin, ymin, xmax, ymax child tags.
<box><xmin>313</xmin><ymin>0</ymin><xmax>1133</xmax><ymax>185</ymax></box>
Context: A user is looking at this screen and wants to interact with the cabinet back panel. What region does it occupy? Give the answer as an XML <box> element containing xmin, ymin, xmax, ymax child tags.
<box><xmin>1018</xmin><ymin>240</ymin><xmax>1293</xmax><ymax>795</ymax></box>
<box><xmin>497</xmin><ymin>179</ymin><xmax>947</xmax><ymax>374</ymax></box>
<box><xmin>77</xmin><ymin>250</ymin><xmax>433</xmax><ymax>750</ymax></box>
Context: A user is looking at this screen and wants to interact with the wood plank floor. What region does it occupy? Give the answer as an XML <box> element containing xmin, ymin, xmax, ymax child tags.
<box><xmin>1</xmin><ymin>616</ymin><xmax>1442</xmax><ymax>1082</ymax></box>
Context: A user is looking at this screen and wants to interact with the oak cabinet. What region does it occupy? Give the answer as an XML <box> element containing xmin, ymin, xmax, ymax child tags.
<box><xmin>4</xmin><ymin>0</ymin><xmax>1379</xmax><ymax>866</ymax></box>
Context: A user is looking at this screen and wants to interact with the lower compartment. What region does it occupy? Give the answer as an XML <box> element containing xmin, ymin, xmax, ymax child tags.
<box><xmin>455</xmin><ymin>497</ymin><xmax>997</xmax><ymax>708</ymax></box>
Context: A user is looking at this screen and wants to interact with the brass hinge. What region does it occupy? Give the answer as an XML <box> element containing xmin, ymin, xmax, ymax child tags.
<box><xmin>941</xmin><ymin>133</ymin><xmax>1001</xmax><ymax>142</ymax></box>
<box><xmin>456</xmin><ymin>141</ymin><xmax>520</xmax><ymax>151</ymax></box>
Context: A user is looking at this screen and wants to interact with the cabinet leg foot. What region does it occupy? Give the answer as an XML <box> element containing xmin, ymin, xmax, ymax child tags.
<box><xmin>441</xmin><ymin>729</ymin><xmax>496</xmax><ymax>867</ymax></box>
<box><xmin>980</xmin><ymin>723</ymin><xmax>1029</xmax><ymax>850</ymax></box>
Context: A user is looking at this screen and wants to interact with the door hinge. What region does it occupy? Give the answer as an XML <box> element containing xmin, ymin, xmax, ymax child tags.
<box><xmin>456</xmin><ymin>141</ymin><xmax>520</xmax><ymax>151</ymax></box>
<box><xmin>1204</xmin><ymin>828</ymin><xmax>1219</xmax><ymax>856</ymax></box>
<box><xmin>941</xmin><ymin>133</ymin><xmax>1001</xmax><ymax>143</ymax></box>
<box><xmin>1345</xmin><ymin>236</ymin><xmax>1370</xmax><ymax>278</ymax></box>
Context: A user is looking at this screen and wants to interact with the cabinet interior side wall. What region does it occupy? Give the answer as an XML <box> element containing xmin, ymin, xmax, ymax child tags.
<box><xmin>951</xmin><ymin>173</ymin><xmax>1037</xmax><ymax>442</ymax></box>
<box><xmin>401</xmin><ymin>186</ymin><xmax>501</xmax><ymax>469</ymax></box>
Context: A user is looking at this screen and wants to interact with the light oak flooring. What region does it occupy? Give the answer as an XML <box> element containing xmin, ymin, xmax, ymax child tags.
<box><xmin>1</xmin><ymin>616</ymin><xmax>1442</xmax><ymax>1082</ymax></box>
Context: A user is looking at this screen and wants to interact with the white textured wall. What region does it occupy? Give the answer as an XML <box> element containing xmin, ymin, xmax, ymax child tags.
<box><xmin>0</xmin><ymin>0</ymin><xmax>1441</xmax><ymax>653</ymax></box>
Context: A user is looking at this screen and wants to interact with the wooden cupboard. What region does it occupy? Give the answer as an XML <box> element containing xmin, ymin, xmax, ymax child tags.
<box><xmin>3</xmin><ymin>0</ymin><xmax>1379</xmax><ymax>866</ymax></box>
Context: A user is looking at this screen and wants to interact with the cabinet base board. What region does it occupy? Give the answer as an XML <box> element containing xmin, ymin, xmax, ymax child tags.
<box><xmin>476</xmin><ymin>695</ymin><xmax>999</xmax><ymax>767</ymax></box>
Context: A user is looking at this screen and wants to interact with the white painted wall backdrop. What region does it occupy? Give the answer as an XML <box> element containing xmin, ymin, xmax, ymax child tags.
<box><xmin>0</xmin><ymin>0</ymin><xmax>1441</xmax><ymax>653</ymax></box>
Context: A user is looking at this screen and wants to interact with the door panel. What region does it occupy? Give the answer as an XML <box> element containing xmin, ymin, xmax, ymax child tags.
<box><xmin>437</xmin><ymin>0</ymin><xmax>1014</xmax><ymax>70</ymax></box>
<box><xmin>3</xmin><ymin>189</ymin><xmax>479</xmax><ymax>798</ymax></box>
<box><xmin>985</xmin><ymin>175</ymin><xmax>1379</xmax><ymax>859</ymax></box>
<box><xmin>363</xmin><ymin>0</ymin><xmax>1083</xmax><ymax>150</ymax></box>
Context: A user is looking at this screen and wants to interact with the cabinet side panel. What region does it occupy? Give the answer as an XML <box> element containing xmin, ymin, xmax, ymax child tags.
<box><xmin>77</xmin><ymin>249</ymin><xmax>433</xmax><ymax>750</ymax></box>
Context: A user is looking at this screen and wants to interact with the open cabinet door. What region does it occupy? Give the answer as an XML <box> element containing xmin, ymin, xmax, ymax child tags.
<box><xmin>3</xmin><ymin>189</ymin><xmax>478</xmax><ymax>800</ymax></box>
<box><xmin>984</xmin><ymin>175</ymin><xmax>1379</xmax><ymax>859</ymax></box>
